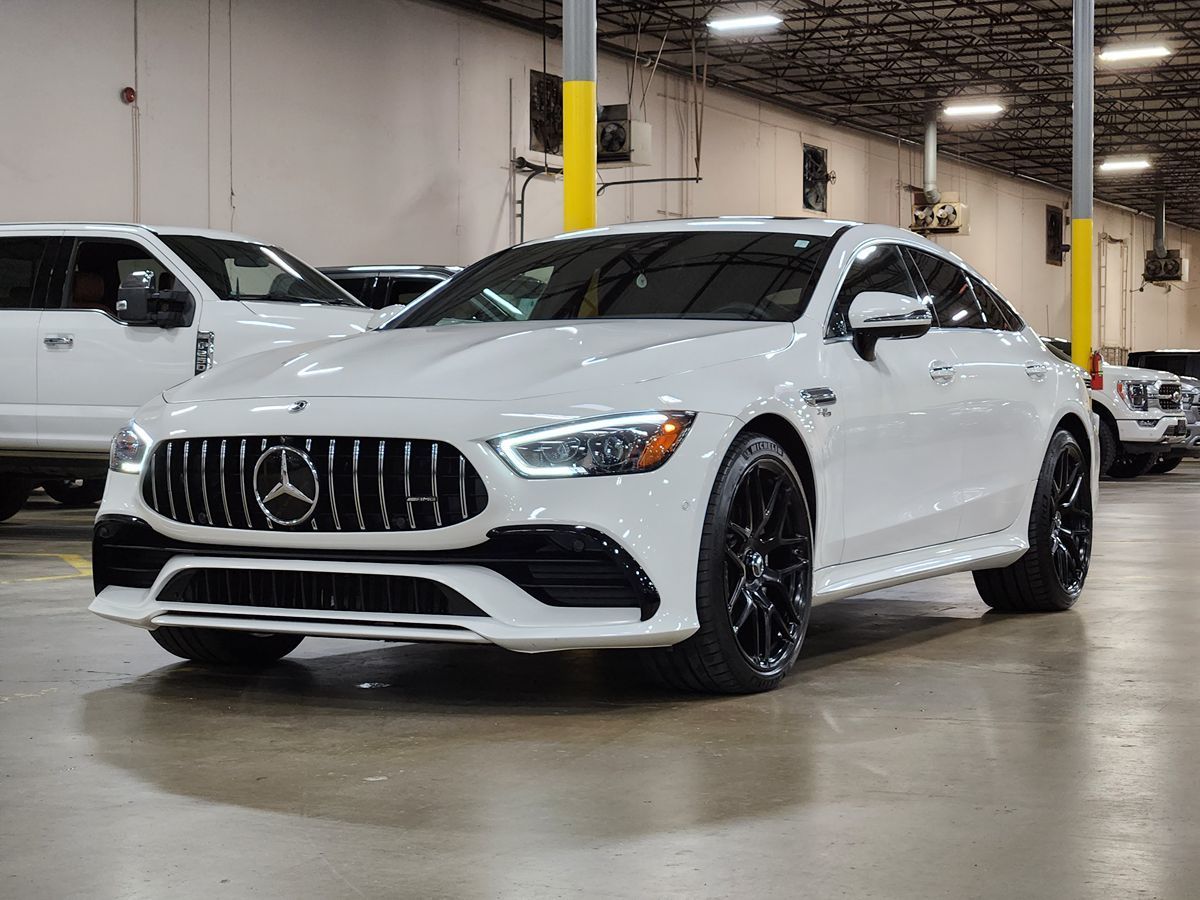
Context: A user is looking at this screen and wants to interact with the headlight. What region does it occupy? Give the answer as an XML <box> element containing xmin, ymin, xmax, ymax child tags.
<box><xmin>109</xmin><ymin>422</ymin><xmax>151</xmax><ymax>473</ymax></box>
<box><xmin>490</xmin><ymin>411</ymin><xmax>696</xmax><ymax>478</ymax></box>
<box><xmin>1116</xmin><ymin>380</ymin><xmax>1151</xmax><ymax>411</ymax></box>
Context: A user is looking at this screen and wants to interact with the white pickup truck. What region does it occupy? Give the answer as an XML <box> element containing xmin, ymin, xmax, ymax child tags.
<box><xmin>1043</xmin><ymin>338</ymin><xmax>1188</xmax><ymax>478</ymax></box>
<box><xmin>0</xmin><ymin>223</ymin><xmax>374</xmax><ymax>520</ymax></box>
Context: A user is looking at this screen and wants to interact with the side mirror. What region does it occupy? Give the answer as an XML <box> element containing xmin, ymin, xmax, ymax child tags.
<box><xmin>117</xmin><ymin>272</ymin><xmax>194</xmax><ymax>329</ymax></box>
<box><xmin>367</xmin><ymin>302</ymin><xmax>408</xmax><ymax>331</ymax></box>
<box><xmin>847</xmin><ymin>291</ymin><xmax>933</xmax><ymax>361</ymax></box>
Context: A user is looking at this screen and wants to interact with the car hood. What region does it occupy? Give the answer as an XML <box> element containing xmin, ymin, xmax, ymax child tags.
<box><xmin>165</xmin><ymin>319</ymin><xmax>795</xmax><ymax>403</ymax></box>
<box><xmin>231</xmin><ymin>299</ymin><xmax>374</xmax><ymax>341</ymax></box>
<box><xmin>1103</xmin><ymin>363</ymin><xmax>1180</xmax><ymax>384</ymax></box>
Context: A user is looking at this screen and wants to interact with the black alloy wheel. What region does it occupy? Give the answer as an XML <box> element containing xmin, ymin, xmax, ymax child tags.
<box><xmin>1149</xmin><ymin>455</ymin><xmax>1183</xmax><ymax>475</ymax></box>
<box><xmin>42</xmin><ymin>477</ymin><xmax>106</xmax><ymax>507</ymax></box>
<box><xmin>643</xmin><ymin>434</ymin><xmax>813</xmax><ymax>693</ymax></box>
<box><xmin>1047</xmin><ymin>439</ymin><xmax>1092</xmax><ymax>595</ymax></box>
<box><xmin>722</xmin><ymin>458</ymin><xmax>812</xmax><ymax>673</ymax></box>
<box><xmin>1107</xmin><ymin>450</ymin><xmax>1158</xmax><ymax>479</ymax></box>
<box><xmin>974</xmin><ymin>429</ymin><xmax>1092</xmax><ymax>612</ymax></box>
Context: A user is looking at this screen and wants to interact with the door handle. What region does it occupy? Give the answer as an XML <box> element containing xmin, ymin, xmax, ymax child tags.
<box><xmin>929</xmin><ymin>360</ymin><xmax>956</xmax><ymax>383</ymax></box>
<box><xmin>43</xmin><ymin>335</ymin><xmax>74</xmax><ymax>349</ymax></box>
<box><xmin>1024</xmin><ymin>361</ymin><xmax>1049</xmax><ymax>381</ymax></box>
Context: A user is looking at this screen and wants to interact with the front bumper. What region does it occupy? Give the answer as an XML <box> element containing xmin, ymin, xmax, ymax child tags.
<box><xmin>1116</xmin><ymin>414</ymin><xmax>1189</xmax><ymax>455</ymax></box>
<box><xmin>1161</xmin><ymin>421</ymin><xmax>1200</xmax><ymax>459</ymax></box>
<box><xmin>89</xmin><ymin>398</ymin><xmax>742</xmax><ymax>651</ymax></box>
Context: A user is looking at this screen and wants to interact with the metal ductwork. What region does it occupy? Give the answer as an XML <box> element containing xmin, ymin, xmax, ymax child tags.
<box><xmin>1153</xmin><ymin>195</ymin><xmax>1167</xmax><ymax>259</ymax></box>
<box><xmin>910</xmin><ymin>110</ymin><xmax>968</xmax><ymax>234</ymax></box>
<box><xmin>1143</xmin><ymin>195</ymin><xmax>1188</xmax><ymax>283</ymax></box>
<box><xmin>923</xmin><ymin>112</ymin><xmax>940</xmax><ymax>204</ymax></box>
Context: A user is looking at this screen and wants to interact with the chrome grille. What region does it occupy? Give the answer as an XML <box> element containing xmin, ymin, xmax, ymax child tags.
<box><xmin>143</xmin><ymin>436</ymin><xmax>488</xmax><ymax>532</ymax></box>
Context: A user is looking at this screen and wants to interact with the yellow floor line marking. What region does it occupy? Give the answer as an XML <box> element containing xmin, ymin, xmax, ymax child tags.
<box><xmin>0</xmin><ymin>573</ymin><xmax>91</xmax><ymax>585</ymax></box>
<box><xmin>0</xmin><ymin>551</ymin><xmax>92</xmax><ymax>576</ymax></box>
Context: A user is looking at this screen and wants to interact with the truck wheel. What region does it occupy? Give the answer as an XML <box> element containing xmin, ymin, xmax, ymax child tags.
<box><xmin>642</xmin><ymin>434</ymin><xmax>812</xmax><ymax>694</ymax></box>
<box><xmin>1149</xmin><ymin>455</ymin><xmax>1183</xmax><ymax>475</ymax></box>
<box><xmin>973</xmin><ymin>429</ymin><xmax>1091</xmax><ymax>612</ymax></box>
<box><xmin>42</xmin><ymin>478</ymin><xmax>106</xmax><ymax>507</ymax></box>
<box><xmin>1107</xmin><ymin>451</ymin><xmax>1158</xmax><ymax>479</ymax></box>
<box><xmin>0</xmin><ymin>478</ymin><xmax>34</xmax><ymax>523</ymax></box>
<box><xmin>151</xmin><ymin>626</ymin><xmax>304</xmax><ymax>665</ymax></box>
<box><xmin>1096</xmin><ymin>418</ymin><xmax>1118</xmax><ymax>477</ymax></box>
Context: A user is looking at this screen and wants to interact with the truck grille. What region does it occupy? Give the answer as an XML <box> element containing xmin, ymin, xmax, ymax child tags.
<box><xmin>1156</xmin><ymin>383</ymin><xmax>1182</xmax><ymax>412</ymax></box>
<box><xmin>142</xmin><ymin>436</ymin><xmax>487</xmax><ymax>532</ymax></box>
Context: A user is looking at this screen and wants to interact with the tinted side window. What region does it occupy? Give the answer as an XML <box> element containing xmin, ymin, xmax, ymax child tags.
<box><xmin>63</xmin><ymin>239</ymin><xmax>172</xmax><ymax>317</ymax></box>
<box><xmin>0</xmin><ymin>237</ymin><xmax>53</xmax><ymax>310</ymax></box>
<box><xmin>327</xmin><ymin>275</ymin><xmax>370</xmax><ymax>300</ymax></box>
<box><xmin>970</xmin><ymin>277</ymin><xmax>1023</xmax><ymax>331</ymax></box>
<box><xmin>382</xmin><ymin>277</ymin><xmax>445</xmax><ymax>307</ymax></box>
<box><xmin>827</xmin><ymin>244</ymin><xmax>918</xmax><ymax>337</ymax></box>
<box><xmin>909</xmin><ymin>251</ymin><xmax>984</xmax><ymax>328</ymax></box>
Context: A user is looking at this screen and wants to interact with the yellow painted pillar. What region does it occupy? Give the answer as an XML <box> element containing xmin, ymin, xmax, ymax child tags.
<box><xmin>562</xmin><ymin>0</ymin><xmax>596</xmax><ymax>232</ymax></box>
<box><xmin>1070</xmin><ymin>217</ymin><xmax>1093</xmax><ymax>369</ymax></box>
<box><xmin>563</xmin><ymin>80</ymin><xmax>597</xmax><ymax>232</ymax></box>
<box><xmin>1070</xmin><ymin>0</ymin><xmax>1094</xmax><ymax>370</ymax></box>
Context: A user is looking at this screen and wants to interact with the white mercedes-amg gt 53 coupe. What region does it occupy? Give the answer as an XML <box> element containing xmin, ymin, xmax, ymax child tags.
<box><xmin>92</xmin><ymin>218</ymin><xmax>1097</xmax><ymax>693</ymax></box>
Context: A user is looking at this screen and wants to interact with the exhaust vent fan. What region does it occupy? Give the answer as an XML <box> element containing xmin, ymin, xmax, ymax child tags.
<box><xmin>597</xmin><ymin>104</ymin><xmax>652</xmax><ymax>167</ymax></box>
<box><xmin>1144</xmin><ymin>250</ymin><xmax>1189</xmax><ymax>284</ymax></box>
<box><xmin>911</xmin><ymin>191</ymin><xmax>969</xmax><ymax>235</ymax></box>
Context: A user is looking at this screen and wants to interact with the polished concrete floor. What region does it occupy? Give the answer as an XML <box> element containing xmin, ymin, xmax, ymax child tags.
<box><xmin>2</xmin><ymin>465</ymin><xmax>1198</xmax><ymax>899</ymax></box>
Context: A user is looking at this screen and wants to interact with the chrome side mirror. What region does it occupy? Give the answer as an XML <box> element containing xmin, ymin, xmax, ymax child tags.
<box><xmin>847</xmin><ymin>291</ymin><xmax>933</xmax><ymax>361</ymax></box>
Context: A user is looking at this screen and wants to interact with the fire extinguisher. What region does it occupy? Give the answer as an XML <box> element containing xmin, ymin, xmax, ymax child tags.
<box><xmin>1089</xmin><ymin>351</ymin><xmax>1104</xmax><ymax>391</ymax></box>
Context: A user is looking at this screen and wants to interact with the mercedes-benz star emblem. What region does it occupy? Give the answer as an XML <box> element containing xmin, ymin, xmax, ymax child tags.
<box><xmin>253</xmin><ymin>445</ymin><xmax>320</xmax><ymax>525</ymax></box>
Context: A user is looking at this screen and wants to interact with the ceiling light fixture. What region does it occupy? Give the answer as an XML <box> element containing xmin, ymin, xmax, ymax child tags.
<box><xmin>1099</xmin><ymin>158</ymin><xmax>1152</xmax><ymax>173</ymax></box>
<box><xmin>1098</xmin><ymin>44</ymin><xmax>1171</xmax><ymax>62</ymax></box>
<box><xmin>942</xmin><ymin>102</ymin><xmax>1005</xmax><ymax>117</ymax></box>
<box><xmin>708</xmin><ymin>14</ymin><xmax>783</xmax><ymax>32</ymax></box>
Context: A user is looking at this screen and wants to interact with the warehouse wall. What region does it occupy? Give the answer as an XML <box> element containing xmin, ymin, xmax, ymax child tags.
<box><xmin>1</xmin><ymin>0</ymin><xmax>1197</xmax><ymax>348</ymax></box>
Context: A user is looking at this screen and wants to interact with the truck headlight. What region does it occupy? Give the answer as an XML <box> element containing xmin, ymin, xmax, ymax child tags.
<box><xmin>109</xmin><ymin>422</ymin><xmax>152</xmax><ymax>474</ymax></box>
<box><xmin>490</xmin><ymin>411</ymin><xmax>696</xmax><ymax>478</ymax></box>
<box><xmin>1116</xmin><ymin>380</ymin><xmax>1151</xmax><ymax>411</ymax></box>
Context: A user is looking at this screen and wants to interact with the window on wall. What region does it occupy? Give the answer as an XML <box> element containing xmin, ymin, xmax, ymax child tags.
<box><xmin>827</xmin><ymin>244</ymin><xmax>919</xmax><ymax>337</ymax></box>
<box><xmin>1046</xmin><ymin>206</ymin><xmax>1065</xmax><ymax>266</ymax></box>
<box><xmin>802</xmin><ymin>145</ymin><xmax>829</xmax><ymax>212</ymax></box>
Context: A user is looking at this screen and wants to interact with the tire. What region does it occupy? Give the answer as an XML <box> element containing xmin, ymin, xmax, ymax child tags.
<box><xmin>973</xmin><ymin>429</ymin><xmax>1092</xmax><ymax>612</ymax></box>
<box><xmin>1149</xmin><ymin>455</ymin><xmax>1183</xmax><ymax>475</ymax></box>
<box><xmin>42</xmin><ymin>477</ymin><xmax>106</xmax><ymax>507</ymax></box>
<box><xmin>1097</xmin><ymin>418</ymin><xmax>1118</xmax><ymax>477</ymax></box>
<box><xmin>1107</xmin><ymin>450</ymin><xmax>1158</xmax><ymax>479</ymax></box>
<box><xmin>643</xmin><ymin>434</ymin><xmax>813</xmax><ymax>694</ymax></box>
<box><xmin>150</xmin><ymin>626</ymin><xmax>303</xmax><ymax>665</ymax></box>
<box><xmin>0</xmin><ymin>478</ymin><xmax>34</xmax><ymax>523</ymax></box>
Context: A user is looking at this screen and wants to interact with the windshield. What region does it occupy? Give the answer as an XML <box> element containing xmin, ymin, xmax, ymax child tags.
<box><xmin>160</xmin><ymin>235</ymin><xmax>363</xmax><ymax>307</ymax></box>
<box><xmin>396</xmin><ymin>231</ymin><xmax>830</xmax><ymax>327</ymax></box>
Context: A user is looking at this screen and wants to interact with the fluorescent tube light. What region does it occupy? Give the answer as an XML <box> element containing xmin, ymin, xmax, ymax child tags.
<box><xmin>1098</xmin><ymin>45</ymin><xmax>1171</xmax><ymax>62</ymax></box>
<box><xmin>708</xmin><ymin>14</ymin><xmax>783</xmax><ymax>32</ymax></box>
<box><xmin>943</xmin><ymin>102</ymin><xmax>1005</xmax><ymax>117</ymax></box>
<box><xmin>1099</xmin><ymin>158</ymin><xmax>1152</xmax><ymax>173</ymax></box>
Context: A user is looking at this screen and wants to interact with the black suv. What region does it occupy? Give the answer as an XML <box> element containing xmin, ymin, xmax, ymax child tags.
<box><xmin>319</xmin><ymin>265</ymin><xmax>459</xmax><ymax>310</ymax></box>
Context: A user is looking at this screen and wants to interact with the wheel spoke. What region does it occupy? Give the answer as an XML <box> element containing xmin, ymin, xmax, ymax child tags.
<box><xmin>726</xmin><ymin>572</ymin><xmax>747</xmax><ymax>611</ymax></box>
<box><xmin>757</xmin><ymin>603</ymin><xmax>772</xmax><ymax>663</ymax></box>
<box><xmin>731</xmin><ymin>589</ymin><xmax>755</xmax><ymax>632</ymax></box>
<box><xmin>755</xmin><ymin>476</ymin><xmax>784</xmax><ymax>539</ymax></box>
